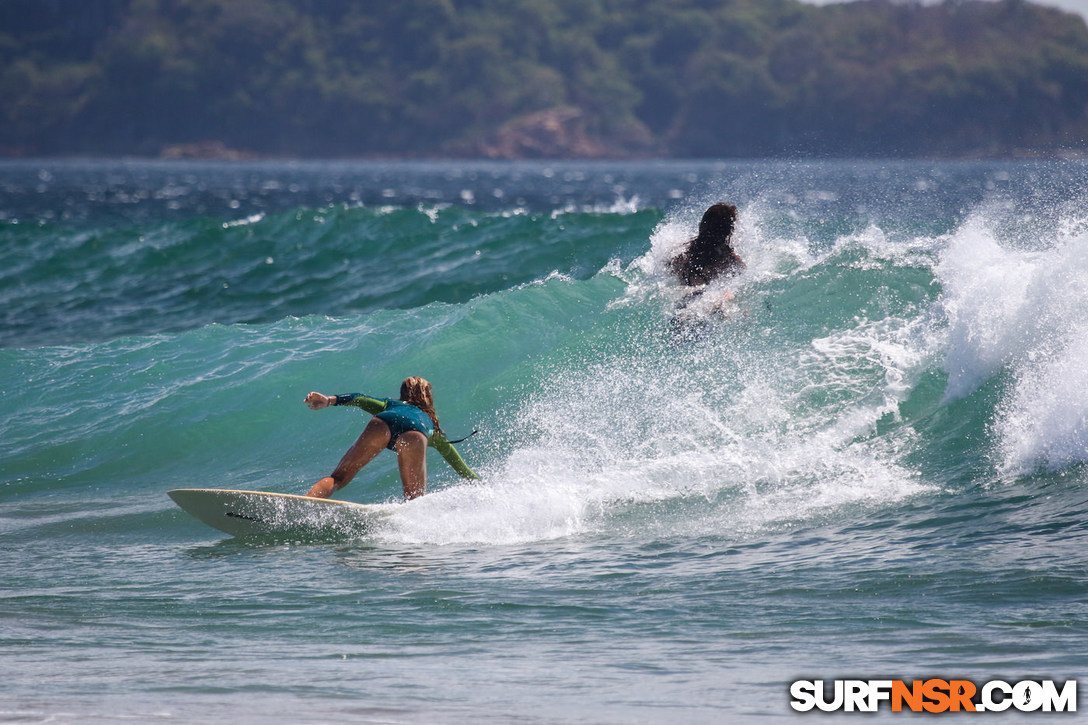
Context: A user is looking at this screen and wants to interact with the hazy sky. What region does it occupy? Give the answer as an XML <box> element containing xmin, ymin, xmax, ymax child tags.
<box><xmin>1028</xmin><ymin>0</ymin><xmax>1088</xmax><ymax>15</ymax></box>
<box><xmin>1007</xmin><ymin>0</ymin><xmax>1088</xmax><ymax>17</ymax></box>
<box><xmin>799</xmin><ymin>0</ymin><xmax>1088</xmax><ymax>21</ymax></box>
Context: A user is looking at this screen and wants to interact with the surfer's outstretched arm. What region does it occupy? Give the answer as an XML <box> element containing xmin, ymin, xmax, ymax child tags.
<box><xmin>431</xmin><ymin>433</ymin><xmax>480</xmax><ymax>479</ymax></box>
<box><xmin>305</xmin><ymin>391</ymin><xmax>386</xmax><ymax>414</ymax></box>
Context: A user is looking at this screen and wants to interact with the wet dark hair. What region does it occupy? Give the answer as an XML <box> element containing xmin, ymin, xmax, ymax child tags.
<box><xmin>669</xmin><ymin>203</ymin><xmax>745</xmax><ymax>286</ymax></box>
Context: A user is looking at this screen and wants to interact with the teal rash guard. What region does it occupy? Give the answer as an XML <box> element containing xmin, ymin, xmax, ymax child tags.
<box><xmin>333</xmin><ymin>393</ymin><xmax>480</xmax><ymax>480</ymax></box>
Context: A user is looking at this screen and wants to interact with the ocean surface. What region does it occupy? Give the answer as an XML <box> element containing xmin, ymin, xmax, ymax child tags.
<box><xmin>2</xmin><ymin>158</ymin><xmax>1087</xmax><ymax>723</ymax></box>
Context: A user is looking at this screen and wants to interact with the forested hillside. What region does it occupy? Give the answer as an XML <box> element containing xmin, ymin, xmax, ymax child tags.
<box><xmin>3</xmin><ymin>0</ymin><xmax>1087</xmax><ymax>158</ymax></box>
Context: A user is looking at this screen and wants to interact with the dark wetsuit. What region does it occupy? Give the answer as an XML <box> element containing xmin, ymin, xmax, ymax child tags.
<box><xmin>332</xmin><ymin>393</ymin><xmax>479</xmax><ymax>479</ymax></box>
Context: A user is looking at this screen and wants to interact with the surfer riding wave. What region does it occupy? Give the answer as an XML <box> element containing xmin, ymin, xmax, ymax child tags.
<box><xmin>304</xmin><ymin>376</ymin><xmax>478</xmax><ymax>500</ymax></box>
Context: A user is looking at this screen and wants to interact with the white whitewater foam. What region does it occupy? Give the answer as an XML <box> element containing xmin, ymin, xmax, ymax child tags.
<box><xmin>938</xmin><ymin>208</ymin><xmax>1088</xmax><ymax>473</ymax></box>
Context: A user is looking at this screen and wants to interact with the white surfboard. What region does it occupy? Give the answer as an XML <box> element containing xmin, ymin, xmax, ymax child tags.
<box><xmin>168</xmin><ymin>488</ymin><xmax>395</xmax><ymax>539</ymax></box>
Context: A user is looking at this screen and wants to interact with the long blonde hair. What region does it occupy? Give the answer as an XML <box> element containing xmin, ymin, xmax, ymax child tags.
<box><xmin>400</xmin><ymin>376</ymin><xmax>442</xmax><ymax>435</ymax></box>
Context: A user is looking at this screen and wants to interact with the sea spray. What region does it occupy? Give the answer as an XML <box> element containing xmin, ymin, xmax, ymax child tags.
<box><xmin>937</xmin><ymin>201</ymin><xmax>1088</xmax><ymax>474</ymax></box>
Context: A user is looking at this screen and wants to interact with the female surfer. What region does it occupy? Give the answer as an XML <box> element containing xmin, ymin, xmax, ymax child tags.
<box><xmin>668</xmin><ymin>203</ymin><xmax>747</xmax><ymax>337</ymax></box>
<box><xmin>303</xmin><ymin>376</ymin><xmax>478</xmax><ymax>501</ymax></box>
<box><xmin>669</xmin><ymin>202</ymin><xmax>746</xmax><ymax>287</ymax></box>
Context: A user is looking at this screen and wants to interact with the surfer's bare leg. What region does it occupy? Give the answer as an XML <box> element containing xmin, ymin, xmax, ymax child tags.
<box><xmin>306</xmin><ymin>418</ymin><xmax>391</xmax><ymax>498</ymax></box>
<box><xmin>394</xmin><ymin>430</ymin><xmax>428</xmax><ymax>500</ymax></box>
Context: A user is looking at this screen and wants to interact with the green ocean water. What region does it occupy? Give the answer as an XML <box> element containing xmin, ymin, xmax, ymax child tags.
<box><xmin>2</xmin><ymin>159</ymin><xmax>1088</xmax><ymax>723</ymax></box>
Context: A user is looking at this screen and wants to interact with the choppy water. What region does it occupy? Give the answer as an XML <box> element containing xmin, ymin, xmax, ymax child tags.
<box><xmin>2</xmin><ymin>159</ymin><xmax>1087</xmax><ymax>723</ymax></box>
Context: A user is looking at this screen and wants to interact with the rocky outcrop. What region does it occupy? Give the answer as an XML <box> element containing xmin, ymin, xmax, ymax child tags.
<box><xmin>479</xmin><ymin>107</ymin><xmax>618</xmax><ymax>159</ymax></box>
<box><xmin>159</xmin><ymin>141</ymin><xmax>256</xmax><ymax>160</ymax></box>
